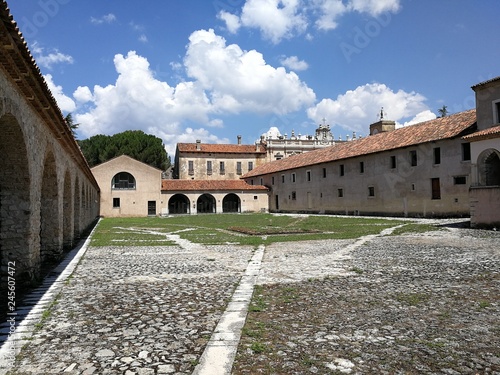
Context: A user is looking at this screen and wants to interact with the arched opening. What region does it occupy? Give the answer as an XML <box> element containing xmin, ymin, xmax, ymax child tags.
<box><xmin>222</xmin><ymin>193</ymin><xmax>241</xmax><ymax>213</ymax></box>
<box><xmin>168</xmin><ymin>194</ymin><xmax>190</xmax><ymax>214</ymax></box>
<box><xmin>478</xmin><ymin>149</ymin><xmax>500</xmax><ymax>186</ymax></box>
<box><xmin>0</xmin><ymin>114</ymin><xmax>33</xmax><ymax>283</ymax></box>
<box><xmin>197</xmin><ymin>194</ymin><xmax>216</xmax><ymax>214</ymax></box>
<box><xmin>112</xmin><ymin>172</ymin><xmax>136</xmax><ymax>190</ymax></box>
<box><xmin>40</xmin><ymin>150</ymin><xmax>61</xmax><ymax>263</ymax></box>
<box><xmin>74</xmin><ymin>177</ymin><xmax>81</xmax><ymax>239</ymax></box>
<box><xmin>62</xmin><ymin>170</ymin><xmax>73</xmax><ymax>250</ymax></box>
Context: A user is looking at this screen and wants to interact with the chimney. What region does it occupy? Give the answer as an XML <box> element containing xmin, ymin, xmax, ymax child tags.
<box><xmin>237</xmin><ymin>135</ymin><xmax>242</xmax><ymax>145</ymax></box>
<box><xmin>196</xmin><ymin>139</ymin><xmax>201</xmax><ymax>151</ymax></box>
<box><xmin>256</xmin><ymin>142</ymin><xmax>260</xmax><ymax>152</ymax></box>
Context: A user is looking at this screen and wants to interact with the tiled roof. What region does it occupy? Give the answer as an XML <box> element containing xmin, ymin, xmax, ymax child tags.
<box><xmin>243</xmin><ymin>109</ymin><xmax>477</xmax><ymax>178</ymax></box>
<box><xmin>0</xmin><ymin>1</ymin><xmax>98</xmax><ymax>188</ymax></box>
<box><xmin>177</xmin><ymin>143</ymin><xmax>267</xmax><ymax>154</ymax></box>
<box><xmin>471</xmin><ymin>76</ymin><xmax>500</xmax><ymax>90</ymax></box>
<box><xmin>161</xmin><ymin>179</ymin><xmax>269</xmax><ymax>191</ymax></box>
<box><xmin>463</xmin><ymin>125</ymin><xmax>500</xmax><ymax>141</ymax></box>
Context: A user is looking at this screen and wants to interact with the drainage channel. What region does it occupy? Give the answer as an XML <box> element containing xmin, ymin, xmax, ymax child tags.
<box><xmin>193</xmin><ymin>245</ymin><xmax>265</xmax><ymax>375</ymax></box>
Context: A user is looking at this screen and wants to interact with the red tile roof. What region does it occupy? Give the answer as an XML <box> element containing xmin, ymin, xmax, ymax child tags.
<box><xmin>243</xmin><ymin>109</ymin><xmax>477</xmax><ymax>178</ymax></box>
<box><xmin>162</xmin><ymin>179</ymin><xmax>269</xmax><ymax>191</ymax></box>
<box><xmin>471</xmin><ymin>76</ymin><xmax>500</xmax><ymax>90</ymax></box>
<box><xmin>463</xmin><ymin>124</ymin><xmax>500</xmax><ymax>141</ymax></box>
<box><xmin>177</xmin><ymin>143</ymin><xmax>267</xmax><ymax>154</ymax></box>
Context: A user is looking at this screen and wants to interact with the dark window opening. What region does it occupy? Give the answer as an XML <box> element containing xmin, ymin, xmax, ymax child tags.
<box><xmin>410</xmin><ymin>150</ymin><xmax>417</xmax><ymax>166</ymax></box>
<box><xmin>338</xmin><ymin>188</ymin><xmax>344</xmax><ymax>198</ymax></box>
<box><xmin>454</xmin><ymin>176</ymin><xmax>467</xmax><ymax>185</ymax></box>
<box><xmin>220</xmin><ymin>161</ymin><xmax>225</xmax><ymax>174</ymax></box>
<box><xmin>236</xmin><ymin>161</ymin><xmax>242</xmax><ymax>175</ymax></box>
<box><xmin>113</xmin><ymin>197</ymin><xmax>120</xmax><ymax>208</ymax></box>
<box><xmin>112</xmin><ymin>172</ymin><xmax>136</xmax><ymax>189</ymax></box>
<box><xmin>462</xmin><ymin>143</ymin><xmax>471</xmax><ymax>161</ymax></box>
<box><xmin>360</xmin><ymin>161</ymin><xmax>364</xmax><ymax>173</ymax></box>
<box><xmin>433</xmin><ymin>147</ymin><xmax>441</xmax><ymax>165</ymax></box>
<box><xmin>291</xmin><ymin>191</ymin><xmax>296</xmax><ymax>200</ymax></box>
<box><xmin>306</xmin><ymin>171</ymin><xmax>311</xmax><ymax>181</ymax></box>
<box><xmin>207</xmin><ymin>161</ymin><xmax>212</xmax><ymax>175</ymax></box>
<box><xmin>248</xmin><ymin>161</ymin><xmax>253</xmax><ymax>171</ymax></box>
<box><xmin>390</xmin><ymin>155</ymin><xmax>397</xmax><ymax>169</ymax></box>
<box><xmin>188</xmin><ymin>161</ymin><xmax>194</xmax><ymax>175</ymax></box>
<box><xmin>368</xmin><ymin>186</ymin><xmax>375</xmax><ymax>197</ymax></box>
<box><xmin>322</xmin><ymin>168</ymin><xmax>327</xmax><ymax>178</ymax></box>
<box><xmin>340</xmin><ymin>164</ymin><xmax>345</xmax><ymax>176</ymax></box>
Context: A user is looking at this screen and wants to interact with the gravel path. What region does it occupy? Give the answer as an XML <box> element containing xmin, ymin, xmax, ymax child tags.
<box><xmin>2</xmin><ymin>222</ymin><xmax>499</xmax><ymax>374</ymax></box>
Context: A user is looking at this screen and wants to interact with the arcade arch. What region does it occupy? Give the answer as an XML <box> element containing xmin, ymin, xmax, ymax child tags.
<box><xmin>168</xmin><ymin>194</ymin><xmax>190</xmax><ymax>214</ymax></box>
<box><xmin>222</xmin><ymin>193</ymin><xmax>241</xmax><ymax>213</ymax></box>
<box><xmin>197</xmin><ymin>194</ymin><xmax>216</xmax><ymax>213</ymax></box>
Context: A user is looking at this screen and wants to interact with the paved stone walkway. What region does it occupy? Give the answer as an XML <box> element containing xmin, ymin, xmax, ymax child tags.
<box><xmin>0</xmin><ymin>218</ymin><xmax>498</xmax><ymax>374</ymax></box>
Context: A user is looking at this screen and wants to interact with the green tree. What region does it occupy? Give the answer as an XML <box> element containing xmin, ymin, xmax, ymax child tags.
<box><xmin>65</xmin><ymin>113</ymin><xmax>79</xmax><ymax>137</ymax></box>
<box><xmin>438</xmin><ymin>105</ymin><xmax>449</xmax><ymax>118</ymax></box>
<box><xmin>78</xmin><ymin>130</ymin><xmax>171</xmax><ymax>170</ymax></box>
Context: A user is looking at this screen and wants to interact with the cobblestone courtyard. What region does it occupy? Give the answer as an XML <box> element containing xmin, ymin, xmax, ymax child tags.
<box><xmin>2</xmin><ymin>221</ymin><xmax>499</xmax><ymax>374</ymax></box>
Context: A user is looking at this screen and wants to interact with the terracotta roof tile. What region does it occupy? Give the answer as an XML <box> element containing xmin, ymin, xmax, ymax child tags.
<box><xmin>161</xmin><ymin>179</ymin><xmax>268</xmax><ymax>191</ymax></box>
<box><xmin>243</xmin><ymin>109</ymin><xmax>477</xmax><ymax>178</ymax></box>
<box><xmin>177</xmin><ymin>143</ymin><xmax>266</xmax><ymax>154</ymax></box>
<box><xmin>463</xmin><ymin>124</ymin><xmax>500</xmax><ymax>141</ymax></box>
<box><xmin>471</xmin><ymin>76</ymin><xmax>500</xmax><ymax>90</ymax></box>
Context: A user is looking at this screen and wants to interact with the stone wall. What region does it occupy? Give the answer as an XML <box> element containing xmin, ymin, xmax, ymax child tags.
<box><xmin>0</xmin><ymin>52</ymin><xmax>100</xmax><ymax>298</ymax></box>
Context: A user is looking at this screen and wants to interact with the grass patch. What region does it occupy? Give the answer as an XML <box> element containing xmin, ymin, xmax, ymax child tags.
<box><xmin>396</xmin><ymin>292</ymin><xmax>431</xmax><ymax>306</ymax></box>
<box><xmin>249</xmin><ymin>286</ymin><xmax>267</xmax><ymax>312</ymax></box>
<box><xmin>91</xmin><ymin>214</ymin><xmax>407</xmax><ymax>247</ymax></box>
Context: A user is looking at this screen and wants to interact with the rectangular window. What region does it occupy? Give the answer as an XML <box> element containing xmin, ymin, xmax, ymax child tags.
<box><xmin>410</xmin><ymin>150</ymin><xmax>417</xmax><ymax>166</ymax></box>
<box><xmin>236</xmin><ymin>161</ymin><xmax>242</xmax><ymax>175</ymax></box>
<box><xmin>291</xmin><ymin>173</ymin><xmax>296</xmax><ymax>183</ymax></box>
<box><xmin>340</xmin><ymin>164</ymin><xmax>345</xmax><ymax>176</ymax></box>
<box><xmin>250</xmin><ymin>179</ymin><xmax>254</xmax><ymax>185</ymax></box>
<box><xmin>494</xmin><ymin>100</ymin><xmax>500</xmax><ymax>124</ymax></box>
<box><xmin>248</xmin><ymin>161</ymin><xmax>254</xmax><ymax>171</ymax></box>
<box><xmin>188</xmin><ymin>161</ymin><xmax>194</xmax><ymax>175</ymax></box>
<box><xmin>207</xmin><ymin>160</ymin><xmax>212</xmax><ymax>175</ymax></box>
<box><xmin>360</xmin><ymin>161</ymin><xmax>364</xmax><ymax>174</ymax></box>
<box><xmin>431</xmin><ymin>178</ymin><xmax>441</xmax><ymax>200</ymax></box>
<box><xmin>254</xmin><ymin>196</ymin><xmax>258</xmax><ymax>200</ymax></box>
<box><xmin>220</xmin><ymin>161</ymin><xmax>225</xmax><ymax>174</ymax></box>
<box><xmin>281</xmin><ymin>174</ymin><xmax>285</xmax><ymax>183</ymax></box>
<box><xmin>461</xmin><ymin>143</ymin><xmax>471</xmax><ymax>161</ymax></box>
<box><xmin>260</xmin><ymin>178</ymin><xmax>263</xmax><ymax>185</ymax></box>
<box><xmin>272</xmin><ymin>176</ymin><xmax>275</xmax><ymax>185</ymax></box>
<box><xmin>390</xmin><ymin>155</ymin><xmax>397</xmax><ymax>169</ymax></box>
<box><xmin>433</xmin><ymin>147</ymin><xmax>441</xmax><ymax>165</ymax></box>
<box><xmin>454</xmin><ymin>176</ymin><xmax>467</xmax><ymax>185</ymax></box>
<box><xmin>291</xmin><ymin>191</ymin><xmax>296</xmax><ymax>200</ymax></box>
<box><xmin>368</xmin><ymin>186</ymin><xmax>375</xmax><ymax>197</ymax></box>
<box><xmin>338</xmin><ymin>188</ymin><xmax>344</xmax><ymax>198</ymax></box>
<box><xmin>113</xmin><ymin>197</ymin><xmax>120</xmax><ymax>208</ymax></box>
<box><xmin>306</xmin><ymin>170</ymin><xmax>311</xmax><ymax>181</ymax></box>
<box><xmin>322</xmin><ymin>167</ymin><xmax>327</xmax><ymax>178</ymax></box>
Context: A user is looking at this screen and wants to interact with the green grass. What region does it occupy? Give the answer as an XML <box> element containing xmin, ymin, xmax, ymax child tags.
<box><xmin>90</xmin><ymin>214</ymin><xmax>408</xmax><ymax>247</ymax></box>
<box><xmin>389</xmin><ymin>223</ymin><xmax>443</xmax><ymax>236</ymax></box>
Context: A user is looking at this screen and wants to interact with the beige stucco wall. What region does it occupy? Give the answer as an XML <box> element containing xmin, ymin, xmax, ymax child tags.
<box><xmin>177</xmin><ymin>152</ymin><xmax>267</xmax><ymax>180</ymax></box>
<box><xmin>474</xmin><ymin>83</ymin><xmax>500</xmax><ymax>130</ymax></box>
<box><xmin>92</xmin><ymin>155</ymin><xmax>162</xmax><ymax>217</ymax></box>
<box><xmin>161</xmin><ymin>190</ymin><xmax>269</xmax><ymax>214</ymax></box>
<box><xmin>245</xmin><ymin>138</ymin><xmax>471</xmax><ymax>217</ymax></box>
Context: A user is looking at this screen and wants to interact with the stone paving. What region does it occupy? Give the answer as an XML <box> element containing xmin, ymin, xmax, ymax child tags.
<box><xmin>0</xmin><ymin>219</ymin><xmax>499</xmax><ymax>374</ymax></box>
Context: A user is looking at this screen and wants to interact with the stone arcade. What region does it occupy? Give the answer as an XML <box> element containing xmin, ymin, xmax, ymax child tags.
<box><xmin>0</xmin><ymin>2</ymin><xmax>100</xmax><ymax>296</ymax></box>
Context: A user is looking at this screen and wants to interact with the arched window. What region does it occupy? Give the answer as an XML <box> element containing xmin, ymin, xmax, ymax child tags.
<box><xmin>477</xmin><ymin>149</ymin><xmax>500</xmax><ymax>186</ymax></box>
<box><xmin>112</xmin><ymin>172</ymin><xmax>136</xmax><ymax>189</ymax></box>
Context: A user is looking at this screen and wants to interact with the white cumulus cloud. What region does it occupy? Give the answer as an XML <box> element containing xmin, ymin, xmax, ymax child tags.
<box><xmin>44</xmin><ymin>74</ymin><xmax>76</xmax><ymax>113</ymax></box>
<box><xmin>184</xmin><ymin>29</ymin><xmax>315</xmax><ymax>115</ymax></box>
<box><xmin>307</xmin><ymin>83</ymin><xmax>429</xmax><ymax>135</ymax></box>
<box><xmin>219</xmin><ymin>0</ymin><xmax>401</xmax><ymax>40</ymax></box>
<box><xmin>280</xmin><ymin>55</ymin><xmax>309</xmax><ymax>71</ymax></box>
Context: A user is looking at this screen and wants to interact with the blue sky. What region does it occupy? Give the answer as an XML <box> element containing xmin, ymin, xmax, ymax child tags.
<box><xmin>8</xmin><ymin>0</ymin><xmax>500</xmax><ymax>157</ymax></box>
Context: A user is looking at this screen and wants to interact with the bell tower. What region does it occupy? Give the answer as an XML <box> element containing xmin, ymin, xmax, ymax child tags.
<box><xmin>370</xmin><ymin>107</ymin><xmax>396</xmax><ymax>135</ymax></box>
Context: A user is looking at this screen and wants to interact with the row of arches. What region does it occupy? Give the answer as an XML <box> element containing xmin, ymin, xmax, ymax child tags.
<box><xmin>0</xmin><ymin>112</ymin><xmax>99</xmax><ymax>288</ymax></box>
<box><xmin>168</xmin><ymin>193</ymin><xmax>241</xmax><ymax>214</ymax></box>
